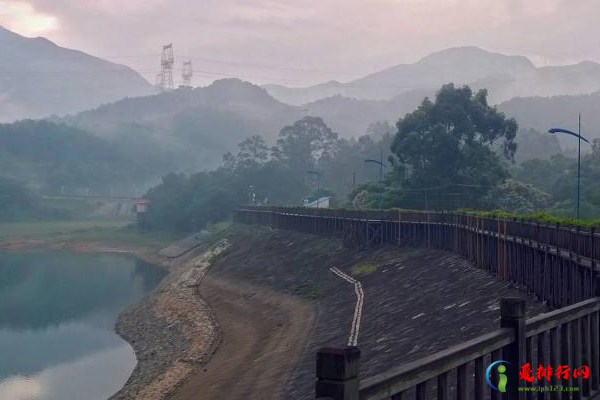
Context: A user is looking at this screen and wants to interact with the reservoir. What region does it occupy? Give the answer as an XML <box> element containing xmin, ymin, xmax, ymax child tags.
<box><xmin>0</xmin><ymin>251</ymin><xmax>166</xmax><ymax>400</ymax></box>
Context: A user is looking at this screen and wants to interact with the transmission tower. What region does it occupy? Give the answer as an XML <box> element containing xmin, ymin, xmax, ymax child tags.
<box><xmin>155</xmin><ymin>43</ymin><xmax>174</xmax><ymax>90</ymax></box>
<box><xmin>181</xmin><ymin>59</ymin><xmax>193</xmax><ymax>88</ymax></box>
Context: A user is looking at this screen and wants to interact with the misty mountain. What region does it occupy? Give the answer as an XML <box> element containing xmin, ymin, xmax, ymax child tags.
<box><xmin>264</xmin><ymin>47</ymin><xmax>600</xmax><ymax>105</ymax></box>
<box><xmin>65</xmin><ymin>78</ymin><xmax>558</xmax><ymax>172</ymax></box>
<box><xmin>303</xmin><ymin>89</ymin><xmax>430</xmax><ymax>137</ymax></box>
<box><xmin>63</xmin><ymin>79</ymin><xmax>304</xmax><ymax>171</ymax></box>
<box><xmin>499</xmin><ymin>91</ymin><xmax>600</xmax><ymax>149</ymax></box>
<box><xmin>0</xmin><ymin>119</ymin><xmax>171</xmax><ymax>195</ymax></box>
<box><xmin>0</xmin><ymin>26</ymin><xmax>156</xmax><ymax>122</ymax></box>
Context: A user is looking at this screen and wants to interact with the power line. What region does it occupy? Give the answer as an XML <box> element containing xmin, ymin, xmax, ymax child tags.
<box><xmin>99</xmin><ymin>52</ymin><xmax>358</xmax><ymax>76</ymax></box>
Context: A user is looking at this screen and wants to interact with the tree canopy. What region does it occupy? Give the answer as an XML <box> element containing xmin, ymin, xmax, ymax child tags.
<box><xmin>391</xmin><ymin>84</ymin><xmax>517</xmax><ymax>193</ymax></box>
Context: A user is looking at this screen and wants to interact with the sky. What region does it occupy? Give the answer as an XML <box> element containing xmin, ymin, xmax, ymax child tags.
<box><xmin>1</xmin><ymin>0</ymin><xmax>599</xmax><ymax>87</ymax></box>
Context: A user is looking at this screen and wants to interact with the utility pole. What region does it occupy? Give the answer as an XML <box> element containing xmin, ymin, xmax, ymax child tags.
<box><xmin>181</xmin><ymin>59</ymin><xmax>193</xmax><ymax>88</ymax></box>
<box><xmin>155</xmin><ymin>44</ymin><xmax>174</xmax><ymax>91</ymax></box>
<box><xmin>379</xmin><ymin>149</ymin><xmax>383</xmax><ymax>209</ymax></box>
<box><xmin>578</xmin><ymin>113</ymin><xmax>581</xmax><ymax>219</ymax></box>
<box><xmin>364</xmin><ymin>148</ymin><xmax>386</xmax><ymax>210</ymax></box>
<box><xmin>549</xmin><ymin>115</ymin><xmax>590</xmax><ymax>220</ymax></box>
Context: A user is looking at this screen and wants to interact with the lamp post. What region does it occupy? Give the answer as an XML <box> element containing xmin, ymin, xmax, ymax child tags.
<box><xmin>549</xmin><ymin>114</ymin><xmax>590</xmax><ymax>219</ymax></box>
<box><xmin>365</xmin><ymin>149</ymin><xmax>387</xmax><ymax>209</ymax></box>
<box><xmin>306</xmin><ymin>170</ymin><xmax>323</xmax><ymax>207</ymax></box>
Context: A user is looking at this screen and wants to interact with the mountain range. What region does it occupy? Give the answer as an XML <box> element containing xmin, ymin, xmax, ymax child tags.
<box><xmin>264</xmin><ymin>46</ymin><xmax>600</xmax><ymax>106</ymax></box>
<box><xmin>0</xmin><ymin>25</ymin><xmax>156</xmax><ymax>121</ymax></box>
<box><xmin>2</xmin><ymin>31</ymin><xmax>599</xmax><ymax>194</ymax></box>
<box><xmin>62</xmin><ymin>79</ymin><xmax>304</xmax><ymax>172</ymax></box>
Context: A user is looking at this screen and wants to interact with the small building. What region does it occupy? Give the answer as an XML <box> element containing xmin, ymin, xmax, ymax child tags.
<box><xmin>304</xmin><ymin>196</ymin><xmax>331</xmax><ymax>208</ymax></box>
<box><xmin>133</xmin><ymin>199</ymin><xmax>149</xmax><ymax>213</ymax></box>
<box><xmin>132</xmin><ymin>199</ymin><xmax>150</xmax><ymax>229</ymax></box>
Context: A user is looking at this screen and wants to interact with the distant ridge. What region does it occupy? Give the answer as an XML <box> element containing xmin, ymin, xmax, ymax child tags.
<box><xmin>263</xmin><ymin>46</ymin><xmax>600</xmax><ymax>105</ymax></box>
<box><xmin>0</xmin><ymin>25</ymin><xmax>156</xmax><ymax>121</ymax></box>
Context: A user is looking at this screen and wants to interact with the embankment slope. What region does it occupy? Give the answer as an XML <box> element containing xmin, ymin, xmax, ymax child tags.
<box><xmin>176</xmin><ymin>225</ymin><xmax>546</xmax><ymax>400</ymax></box>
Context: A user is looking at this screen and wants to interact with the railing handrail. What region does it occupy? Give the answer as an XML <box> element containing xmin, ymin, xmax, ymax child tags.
<box><xmin>358</xmin><ymin>297</ymin><xmax>600</xmax><ymax>399</ymax></box>
<box><xmin>236</xmin><ymin>207</ymin><xmax>600</xmax><ymax>398</ymax></box>
<box><xmin>239</xmin><ymin>206</ymin><xmax>600</xmax><ymax>233</ymax></box>
<box><xmin>525</xmin><ymin>297</ymin><xmax>600</xmax><ymax>337</ymax></box>
<box><xmin>358</xmin><ymin>328</ymin><xmax>514</xmax><ymax>399</ymax></box>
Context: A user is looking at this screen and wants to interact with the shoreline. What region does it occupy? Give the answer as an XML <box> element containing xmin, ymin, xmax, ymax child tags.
<box><xmin>0</xmin><ymin>232</ymin><xmax>224</xmax><ymax>400</ymax></box>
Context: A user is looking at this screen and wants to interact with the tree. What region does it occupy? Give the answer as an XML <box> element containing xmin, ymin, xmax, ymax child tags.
<box><xmin>236</xmin><ymin>135</ymin><xmax>269</xmax><ymax>168</ymax></box>
<box><xmin>366</xmin><ymin>121</ymin><xmax>395</xmax><ymax>140</ymax></box>
<box><xmin>275</xmin><ymin>116</ymin><xmax>339</xmax><ymax>172</ymax></box>
<box><xmin>485</xmin><ymin>179</ymin><xmax>550</xmax><ymax>213</ymax></box>
<box><xmin>391</xmin><ymin>84</ymin><xmax>517</xmax><ymax>198</ymax></box>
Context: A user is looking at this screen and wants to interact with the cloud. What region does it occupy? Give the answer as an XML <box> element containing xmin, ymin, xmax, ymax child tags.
<box><xmin>1</xmin><ymin>0</ymin><xmax>600</xmax><ymax>87</ymax></box>
<box><xmin>0</xmin><ymin>376</ymin><xmax>42</xmax><ymax>400</ymax></box>
<box><xmin>0</xmin><ymin>1</ymin><xmax>58</xmax><ymax>36</ymax></box>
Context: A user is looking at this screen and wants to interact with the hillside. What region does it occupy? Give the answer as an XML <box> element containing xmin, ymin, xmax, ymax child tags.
<box><xmin>303</xmin><ymin>89</ymin><xmax>430</xmax><ymax>137</ymax></box>
<box><xmin>0</xmin><ymin>119</ymin><xmax>173</xmax><ymax>195</ymax></box>
<box><xmin>65</xmin><ymin>78</ymin><xmax>560</xmax><ymax>170</ymax></box>
<box><xmin>0</xmin><ymin>26</ymin><xmax>156</xmax><ymax>121</ymax></box>
<box><xmin>498</xmin><ymin>91</ymin><xmax>600</xmax><ymax>147</ymax></box>
<box><xmin>63</xmin><ymin>79</ymin><xmax>304</xmax><ymax>171</ymax></box>
<box><xmin>264</xmin><ymin>47</ymin><xmax>600</xmax><ymax>105</ymax></box>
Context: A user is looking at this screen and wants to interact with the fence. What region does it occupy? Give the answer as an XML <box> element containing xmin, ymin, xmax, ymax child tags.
<box><xmin>234</xmin><ymin>206</ymin><xmax>600</xmax><ymax>398</ymax></box>
<box><xmin>317</xmin><ymin>295</ymin><xmax>600</xmax><ymax>399</ymax></box>
<box><xmin>235</xmin><ymin>207</ymin><xmax>599</xmax><ymax>309</ymax></box>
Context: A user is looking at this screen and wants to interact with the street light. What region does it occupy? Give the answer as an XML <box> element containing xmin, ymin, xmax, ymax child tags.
<box><xmin>306</xmin><ymin>170</ymin><xmax>323</xmax><ymax>207</ymax></box>
<box><xmin>549</xmin><ymin>113</ymin><xmax>591</xmax><ymax>219</ymax></box>
<box><xmin>364</xmin><ymin>149</ymin><xmax>388</xmax><ymax>209</ymax></box>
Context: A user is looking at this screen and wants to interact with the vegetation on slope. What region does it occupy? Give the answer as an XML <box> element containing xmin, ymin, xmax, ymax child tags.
<box><xmin>98</xmin><ymin>83</ymin><xmax>600</xmax><ymax>232</ymax></box>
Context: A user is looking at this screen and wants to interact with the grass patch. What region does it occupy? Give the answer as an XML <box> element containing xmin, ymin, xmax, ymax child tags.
<box><xmin>0</xmin><ymin>219</ymin><xmax>185</xmax><ymax>249</ymax></box>
<box><xmin>352</xmin><ymin>262</ymin><xmax>378</xmax><ymax>276</ymax></box>
<box><xmin>249</xmin><ymin>205</ymin><xmax>600</xmax><ymax>229</ymax></box>
<box><xmin>0</xmin><ymin>219</ymin><xmax>129</xmax><ymax>239</ymax></box>
<box><xmin>208</xmin><ymin>220</ymin><xmax>232</xmax><ymax>235</ymax></box>
<box><xmin>304</xmin><ymin>281</ymin><xmax>329</xmax><ymax>299</ymax></box>
<box><xmin>456</xmin><ymin>209</ymin><xmax>600</xmax><ymax>229</ymax></box>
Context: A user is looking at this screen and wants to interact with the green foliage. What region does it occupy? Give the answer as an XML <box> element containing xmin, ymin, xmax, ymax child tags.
<box><xmin>351</xmin><ymin>262</ymin><xmax>378</xmax><ymax>276</ymax></box>
<box><xmin>320</xmin><ymin>128</ymin><xmax>394</xmax><ymax>201</ymax></box>
<box><xmin>0</xmin><ymin>177</ymin><xmax>38</xmax><ymax>220</ymax></box>
<box><xmin>512</xmin><ymin>128</ymin><xmax>562</xmax><ymax>163</ymax></box>
<box><xmin>389</xmin><ymin>84</ymin><xmax>517</xmax><ymax>206</ymax></box>
<box><xmin>0</xmin><ymin>119</ymin><xmax>167</xmax><ymax>195</ymax></box>
<box><xmin>274</xmin><ymin>116</ymin><xmax>339</xmax><ymax>172</ymax></box>
<box><xmin>144</xmin><ymin>170</ymin><xmax>243</xmax><ymax>232</ymax></box>
<box><xmin>145</xmin><ymin>118</ymin><xmax>346</xmax><ymax>231</ymax></box>
<box><xmin>484</xmin><ymin>179</ymin><xmax>550</xmax><ymax>214</ymax></box>
<box><xmin>510</xmin><ymin>142</ymin><xmax>600</xmax><ymax>219</ymax></box>
<box><xmin>456</xmin><ymin>209</ymin><xmax>600</xmax><ymax>228</ymax></box>
<box><xmin>0</xmin><ymin>176</ymin><xmax>69</xmax><ymax>221</ymax></box>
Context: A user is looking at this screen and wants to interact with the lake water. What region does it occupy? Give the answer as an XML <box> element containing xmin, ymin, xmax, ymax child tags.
<box><xmin>0</xmin><ymin>251</ymin><xmax>166</xmax><ymax>400</ymax></box>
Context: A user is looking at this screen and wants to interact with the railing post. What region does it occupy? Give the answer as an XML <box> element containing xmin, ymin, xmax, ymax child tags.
<box><xmin>500</xmin><ymin>298</ymin><xmax>526</xmax><ymax>399</ymax></box>
<box><xmin>316</xmin><ymin>347</ymin><xmax>360</xmax><ymax>400</ymax></box>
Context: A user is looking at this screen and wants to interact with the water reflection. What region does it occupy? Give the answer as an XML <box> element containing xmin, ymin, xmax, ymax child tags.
<box><xmin>0</xmin><ymin>251</ymin><xmax>165</xmax><ymax>400</ymax></box>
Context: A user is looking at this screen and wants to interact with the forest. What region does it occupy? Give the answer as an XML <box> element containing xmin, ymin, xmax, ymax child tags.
<box><xmin>1</xmin><ymin>83</ymin><xmax>598</xmax><ymax>226</ymax></box>
<box><xmin>142</xmin><ymin>84</ymin><xmax>600</xmax><ymax>231</ymax></box>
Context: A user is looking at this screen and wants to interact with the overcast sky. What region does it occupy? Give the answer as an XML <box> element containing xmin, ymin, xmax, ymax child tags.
<box><xmin>1</xmin><ymin>0</ymin><xmax>599</xmax><ymax>87</ymax></box>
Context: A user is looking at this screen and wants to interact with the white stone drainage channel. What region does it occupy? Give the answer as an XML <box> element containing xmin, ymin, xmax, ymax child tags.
<box><xmin>330</xmin><ymin>267</ymin><xmax>364</xmax><ymax>347</ymax></box>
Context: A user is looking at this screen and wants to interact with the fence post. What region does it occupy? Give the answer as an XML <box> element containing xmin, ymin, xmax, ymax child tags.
<box><xmin>500</xmin><ymin>297</ymin><xmax>526</xmax><ymax>399</ymax></box>
<box><xmin>316</xmin><ymin>347</ymin><xmax>360</xmax><ymax>400</ymax></box>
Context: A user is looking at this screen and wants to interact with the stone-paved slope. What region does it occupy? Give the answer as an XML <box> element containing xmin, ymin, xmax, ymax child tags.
<box><xmin>209</xmin><ymin>225</ymin><xmax>546</xmax><ymax>399</ymax></box>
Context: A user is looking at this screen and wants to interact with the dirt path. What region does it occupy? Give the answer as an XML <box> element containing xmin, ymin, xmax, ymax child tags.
<box><xmin>169</xmin><ymin>273</ymin><xmax>316</xmax><ymax>400</ymax></box>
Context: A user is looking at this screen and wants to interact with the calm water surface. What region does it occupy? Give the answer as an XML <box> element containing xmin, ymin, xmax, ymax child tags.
<box><xmin>0</xmin><ymin>251</ymin><xmax>165</xmax><ymax>400</ymax></box>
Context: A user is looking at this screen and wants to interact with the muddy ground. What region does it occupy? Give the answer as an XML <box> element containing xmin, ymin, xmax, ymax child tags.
<box><xmin>188</xmin><ymin>224</ymin><xmax>547</xmax><ymax>400</ymax></box>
